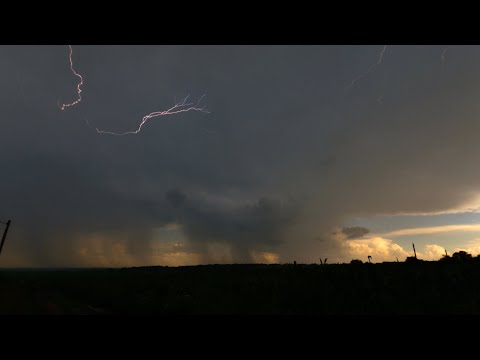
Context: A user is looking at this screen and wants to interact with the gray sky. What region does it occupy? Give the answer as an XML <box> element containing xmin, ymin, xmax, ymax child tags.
<box><xmin>2</xmin><ymin>45</ymin><xmax>480</xmax><ymax>267</ymax></box>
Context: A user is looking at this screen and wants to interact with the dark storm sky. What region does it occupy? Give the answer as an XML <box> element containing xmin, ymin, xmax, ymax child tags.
<box><xmin>2</xmin><ymin>45</ymin><xmax>480</xmax><ymax>266</ymax></box>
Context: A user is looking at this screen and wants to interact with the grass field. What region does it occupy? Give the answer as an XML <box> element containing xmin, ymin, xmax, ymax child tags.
<box><xmin>1</xmin><ymin>262</ymin><xmax>480</xmax><ymax>314</ymax></box>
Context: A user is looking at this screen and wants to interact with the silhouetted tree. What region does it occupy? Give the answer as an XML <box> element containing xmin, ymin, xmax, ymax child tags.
<box><xmin>451</xmin><ymin>251</ymin><xmax>474</xmax><ymax>263</ymax></box>
<box><xmin>350</xmin><ymin>259</ymin><xmax>363</xmax><ymax>265</ymax></box>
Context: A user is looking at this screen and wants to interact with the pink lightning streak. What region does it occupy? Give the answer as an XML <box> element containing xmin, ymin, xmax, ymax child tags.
<box><xmin>92</xmin><ymin>94</ymin><xmax>209</xmax><ymax>136</ymax></box>
<box><xmin>60</xmin><ymin>45</ymin><xmax>83</xmax><ymax>110</ymax></box>
<box><xmin>345</xmin><ymin>45</ymin><xmax>388</xmax><ymax>91</ymax></box>
<box><xmin>441</xmin><ymin>46</ymin><xmax>450</xmax><ymax>72</ymax></box>
<box><xmin>59</xmin><ymin>45</ymin><xmax>209</xmax><ymax>135</ymax></box>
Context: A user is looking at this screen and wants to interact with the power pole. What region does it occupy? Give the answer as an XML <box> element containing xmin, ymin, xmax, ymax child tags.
<box><xmin>412</xmin><ymin>242</ymin><xmax>417</xmax><ymax>259</ymax></box>
<box><xmin>0</xmin><ymin>220</ymin><xmax>11</xmax><ymax>255</ymax></box>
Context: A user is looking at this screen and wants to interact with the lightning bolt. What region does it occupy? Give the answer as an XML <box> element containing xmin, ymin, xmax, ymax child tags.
<box><xmin>345</xmin><ymin>45</ymin><xmax>388</xmax><ymax>91</ymax></box>
<box><xmin>59</xmin><ymin>45</ymin><xmax>209</xmax><ymax>135</ymax></box>
<box><xmin>59</xmin><ymin>45</ymin><xmax>83</xmax><ymax>111</ymax></box>
<box><xmin>92</xmin><ymin>94</ymin><xmax>209</xmax><ymax>136</ymax></box>
<box><xmin>441</xmin><ymin>46</ymin><xmax>450</xmax><ymax>72</ymax></box>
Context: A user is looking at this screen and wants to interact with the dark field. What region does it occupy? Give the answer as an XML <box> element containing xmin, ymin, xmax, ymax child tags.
<box><xmin>1</xmin><ymin>262</ymin><xmax>480</xmax><ymax>314</ymax></box>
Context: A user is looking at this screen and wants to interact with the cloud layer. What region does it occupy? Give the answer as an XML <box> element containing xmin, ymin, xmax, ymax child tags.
<box><xmin>2</xmin><ymin>45</ymin><xmax>480</xmax><ymax>266</ymax></box>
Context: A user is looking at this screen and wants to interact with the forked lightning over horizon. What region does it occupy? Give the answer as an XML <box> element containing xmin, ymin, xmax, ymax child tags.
<box><xmin>60</xmin><ymin>45</ymin><xmax>452</xmax><ymax>135</ymax></box>
<box><xmin>344</xmin><ymin>45</ymin><xmax>453</xmax><ymax>94</ymax></box>
<box><xmin>59</xmin><ymin>45</ymin><xmax>83</xmax><ymax>111</ymax></box>
<box><xmin>345</xmin><ymin>45</ymin><xmax>388</xmax><ymax>91</ymax></box>
<box><xmin>59</xmin><ymin>45</ymin><xmax>209</xmax><ymax>135</ymax></box>
<box><xmin>92</xmin><ymin>94</ymin><xmax>209</xmax><ymax>136</ymax></box>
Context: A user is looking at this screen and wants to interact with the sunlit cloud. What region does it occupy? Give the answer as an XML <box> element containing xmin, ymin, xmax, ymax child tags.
<box><xmin>420</xmin><ymin>244</ymin><xmax>446</xmax><ymax>260</ymax></box>
<box><xmin>250</xmin><ymin>251</ymin><xmax>280</xmax><ymax>264</ymax></box>
<box><xmin>452</xmin><ymin>238</ymin><xmax>480</xmax><ymax>256</ymax></box>
<box><xmin>380</xmin><ymin>224</ymin><xmax>480</xmax><ymax>238</ymax></box>
<box><xmin>342</xmin><ymin>237</ymin><xmax>410</xmax><ymax>263</ymax></box>
<box><xmin>341</xmin><ymin>233</ymin><xmax>449</xmax><ymax>262</ymax></box>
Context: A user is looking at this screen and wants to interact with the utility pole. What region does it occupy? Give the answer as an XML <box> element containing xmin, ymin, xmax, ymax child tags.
<box><xmin>412</xmin><ymin>242</ymin><xmax>417</xmax><ymax>259</ymax></box>
<box><xmin>0</xmin><ymin>220</ymin><xmax>11</xmax><ymax>255</ymax></box>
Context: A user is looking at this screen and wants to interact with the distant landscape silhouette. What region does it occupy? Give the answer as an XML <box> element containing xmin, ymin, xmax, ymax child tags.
<box><xmin>1</xmin><ymin>250</ymin><xmax>480</xmax><ymax>314</ymax></box>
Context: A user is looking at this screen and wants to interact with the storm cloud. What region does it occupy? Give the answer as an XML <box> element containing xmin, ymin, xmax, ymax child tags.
<box><xmin>164</xmin><ymin>189</ymin><xmax>301</xmax><ymax>262</ymax></box>
<box><xmin>2</xmin><ymin>45</ymin><xmax>480</xmax><ymax>266</ymax></box>
<box><xmin>341</xmin><ymin>227</ymin><xmax>370</xmax><ymax>239</ymax></box>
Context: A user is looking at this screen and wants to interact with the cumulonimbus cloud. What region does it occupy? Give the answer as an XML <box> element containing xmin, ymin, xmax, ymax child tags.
<box><xmin>3</xmin><ymin>45</ymin><xmax>480</xmax><ymax>266</ymax></box>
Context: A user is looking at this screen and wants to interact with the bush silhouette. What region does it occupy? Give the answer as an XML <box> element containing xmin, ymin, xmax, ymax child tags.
<box><xmin>451</xmin><ymin>251</ymin><xmax>474</xmax><ymax>263</ymax></box>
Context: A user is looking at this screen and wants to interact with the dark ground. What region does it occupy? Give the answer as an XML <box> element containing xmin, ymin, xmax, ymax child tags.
<box><xmin>1</xmin><ymin>262</ymin><xmax>480</xmax><ymax>314</ymax></box>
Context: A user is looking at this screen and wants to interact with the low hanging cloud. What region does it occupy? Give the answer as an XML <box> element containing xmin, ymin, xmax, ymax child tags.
<box><xmin>421</xmin><ymin>244</ymin><xmax>447</xmax><ymax>260</ymax></box>
<box><xmin>342</xmin><ymin>236</ymin><xmax>447</xmax><ymax>263</ymax></box>
<box><xmin>341</xmin><ymin>226</ymin><xmax>370</xmax><ymax>239</ymax></box>
<box><xmin>452</xmin><ymin>239</ymin><xmax>480</xmax><ymax>256</ymax></box>
<box><xmin>342</xmin><ymin>237</ymin><xmax>411</xmax><ymax>263</ymax></box>
<box><xmin>164</xmin><ymin>189</ymin><xmax>301</xmax><ymax>263</ymax></box>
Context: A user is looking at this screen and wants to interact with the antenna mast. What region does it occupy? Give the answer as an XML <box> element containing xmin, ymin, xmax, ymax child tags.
<box><xmin>0</xmin><ymin>220</ymin><xmax>11</xmax><ymax>255</ymax></box>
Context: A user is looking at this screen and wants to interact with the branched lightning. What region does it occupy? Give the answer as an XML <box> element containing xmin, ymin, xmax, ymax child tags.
<box><xmin>93</xmin><ymin>94</ymin><xmax>209</xmax><ymax>136</ymax></box>
<box><xmin>59</xmin><ymin>45</ymin><xmax>209</xmax><ymax>135</ymax></box>
<box><xmin>441</xmin><ymin>46</ymin><xmax>450</xmax><ymax>72</ymax></box>
<box><xmin>345</xmin><ymin>45</ymin><xmax>388</xmax><ymax>91</ymax></box>
<box><xmin>60</xmin><ymin>45</ymin><xmax>83</xmax><ymax>110</ymax></box>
